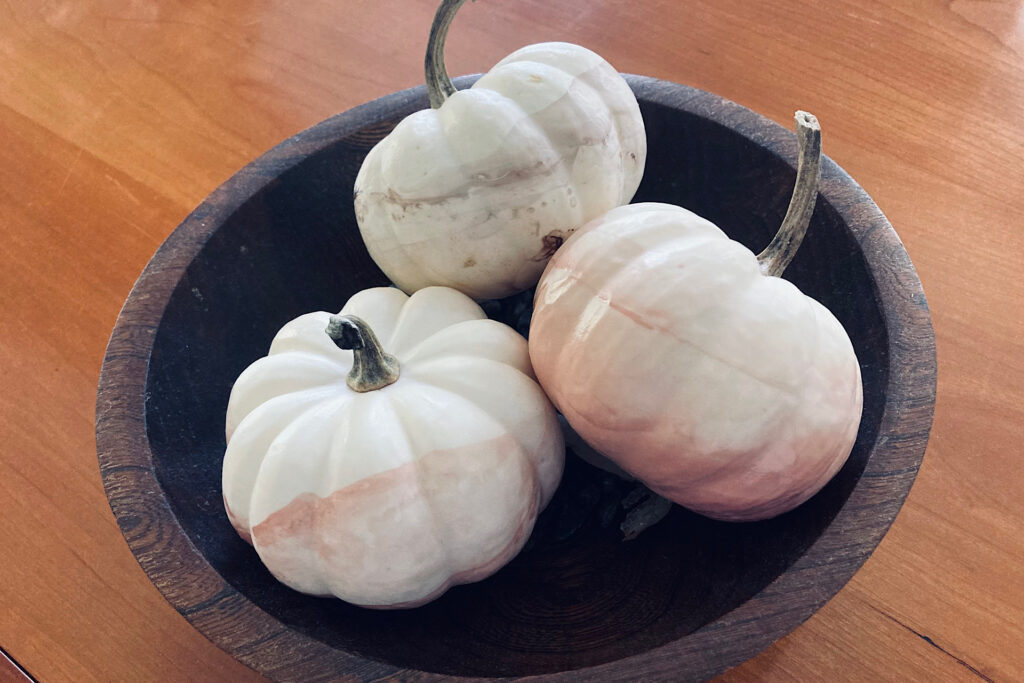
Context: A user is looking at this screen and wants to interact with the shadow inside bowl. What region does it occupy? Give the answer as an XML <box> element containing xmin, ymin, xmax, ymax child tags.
<box><xmin>142</xmin><ymin>96</ymin><xmax>887</xmax><ymax>677</ymax></box>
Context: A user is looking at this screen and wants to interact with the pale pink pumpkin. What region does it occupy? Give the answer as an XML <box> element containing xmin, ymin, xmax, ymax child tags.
<box><xmin>223</xmin><ymin>286</ymin><xmax>563</xmax><ymax>607</ymax></box>
<box><xmin>529</xmin><ymin>112</ymin><xmax>863</xmax><ymax>522</ymax></box>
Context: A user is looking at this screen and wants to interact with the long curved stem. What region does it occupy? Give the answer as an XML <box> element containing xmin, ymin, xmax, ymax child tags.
<box><xmin>756</xmin><ymin>111</ymin><xmax>822</xmax><ymax>277</ymax></box>
<box><xmin>425</xmin><ymin>0</ymin><xmax>470</xmax><ymax>108</ymax></box>
<box><xmin>326</xmin><ymin>315</ymin><xmax>400</xmax><ymax>392</ymax></box>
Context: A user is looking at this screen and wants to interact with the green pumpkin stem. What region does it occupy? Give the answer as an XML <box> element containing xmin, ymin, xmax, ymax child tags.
<box><xmin>756</xmin><ymin>111</ymin><xmax>823</xmax><ymax>277</ymax></box>
<box><xmin>425</xmin><ymin>0</ymin><xmax>470</xmax><ymax>109</ymax></box>
<box><xmin>326</xmin><ymin>315</ymin><xmax>400</xmax><ymax>392</ymax></box>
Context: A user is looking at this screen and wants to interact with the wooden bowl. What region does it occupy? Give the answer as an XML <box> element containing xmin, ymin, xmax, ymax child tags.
<box><xmin>96</xmin><ymin>76</ymin><xmax>936</xmax><ymax>681</ymax></box>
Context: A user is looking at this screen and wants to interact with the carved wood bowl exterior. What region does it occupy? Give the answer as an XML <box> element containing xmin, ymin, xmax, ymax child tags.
<box><xmin>95</xmin><ymin>76</ymin><xmax>936</xmax><ymax>681</ymax></box>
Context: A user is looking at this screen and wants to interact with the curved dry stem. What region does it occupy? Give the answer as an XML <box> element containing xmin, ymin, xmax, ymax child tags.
<box><xmin>326</xmin><ymin>315</ymin><xmax>400</xmax><ymax>392</ymax></box>
<box><xmin>757</xmin><ymin>111</ymin><xmax>822</xmax><ymax>277</ymax></box>
<box><xmin>425</xmin><ymin>0</ymin><xmax>470</xmax><ymax>108</ymax></box>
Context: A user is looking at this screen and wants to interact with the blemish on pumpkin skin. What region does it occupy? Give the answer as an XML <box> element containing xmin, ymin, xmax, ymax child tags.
<box><xmin>353</xmin><ymin>194</ymin><xmax>366</xmax><ymax>224</ymax></box>
<box><xmin>532</xmin><ymin>233</ymin><xmax>564</xmax><ymax>261</ymax></box>
<box><xmin>463</xmin><ymin>257</ymin><xmax>477</xmax><ymax>268</ymax></box>
<box><xmin>380</xmin><ymin>187</ymin><xmax>462</xmax><ymax>210</ymax></box>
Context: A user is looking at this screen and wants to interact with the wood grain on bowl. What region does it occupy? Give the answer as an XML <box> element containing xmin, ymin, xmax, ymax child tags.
<box><xmin>95</xmin><ymin>77</ymin><xmax>935</xmax><ymax>681</ymax></box>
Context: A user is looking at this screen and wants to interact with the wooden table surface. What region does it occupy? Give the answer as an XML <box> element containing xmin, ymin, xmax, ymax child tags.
<box><xmin>2</xmin><ymin>0</ymin><xmax>1022</xmax><ymax>680</ymax></box>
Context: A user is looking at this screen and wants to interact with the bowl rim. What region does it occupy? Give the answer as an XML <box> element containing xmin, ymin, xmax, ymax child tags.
<box><xmin>95</xmin><ymin>75</ymin><xmax>937</xmax><ymax>681</ymax></box>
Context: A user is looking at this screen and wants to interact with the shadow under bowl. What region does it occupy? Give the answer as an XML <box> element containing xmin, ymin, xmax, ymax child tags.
<box><xmin>96</xmin><ymin>76</ymin><xmax>936</xmax><ymax>681</ymax></box>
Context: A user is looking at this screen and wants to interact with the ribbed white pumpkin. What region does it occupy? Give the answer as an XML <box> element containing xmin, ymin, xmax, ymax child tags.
<box><xmin>529</xmin><ymin>113</ymin><xmax>863</xmax><ymax>522</ymax></box>
<box><xmin>223</xmin><ymin>286</ymin><xmax>563</xmax><ymax>607</ymax></box>
<box><xmin>353</xmin><ymin>0</ymin><xmax>645</xmax><ymax>300</ymax></box>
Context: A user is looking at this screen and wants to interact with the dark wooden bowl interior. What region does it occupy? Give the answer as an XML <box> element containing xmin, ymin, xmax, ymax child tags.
<box><xmin>97</xmin><ymin>76</ymin><xmax>936</xmax><ymax>681</ymax></box>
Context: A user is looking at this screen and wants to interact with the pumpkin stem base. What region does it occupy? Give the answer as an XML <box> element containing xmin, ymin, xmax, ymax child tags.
<box><xmin>326</xmin><ymin>315</ymin><xmax>401</xmax><ymax>392</ymax></box>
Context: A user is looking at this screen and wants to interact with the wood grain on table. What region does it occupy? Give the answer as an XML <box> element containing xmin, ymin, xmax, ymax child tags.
<box><xmin>1</xmin><ymin>0</ymin><xmax>1021</xmax><ymax>681</ymax></box>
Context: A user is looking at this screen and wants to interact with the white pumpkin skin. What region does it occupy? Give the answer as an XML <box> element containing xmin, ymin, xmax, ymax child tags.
<box><xmin>529</xmin><ymin>203</ymin><xmax>863</xmax><ymax>522</ymax></box>
<box><xmin>223</xmin><ymin>286</ymin><xmax>564</xmax><ymax>607</ymax></box>
<box><xmin>354</xmin><ymin>41</ymin><xmax>646</xmax><ymax>301</ymax></box>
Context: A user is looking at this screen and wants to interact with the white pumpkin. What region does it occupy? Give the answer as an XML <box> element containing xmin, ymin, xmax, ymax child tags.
<box><xmin>223</xmin><ymin>286</ymin><xmax>564</xmax><ymax>608</ymax></box>
<box><xmin>353</xmin><ymin>0</ymin><xmax>646</xmax><ymax>300</ymax></box>
<box><xmin>529</xmin><ymin>112</ymin><xmax>863</xmax><ymax>522</ymax></box>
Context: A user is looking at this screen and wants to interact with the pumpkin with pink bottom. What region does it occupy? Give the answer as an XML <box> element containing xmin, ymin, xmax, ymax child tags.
<box><xmin>223</xmin><ymin>286</ymin><xmax>563</xmax><ymax>607</ymax></box>
<box><xmin>529</xmin><ymin>112</ymin><xmax>863</xmax><ymax>522</ymax></box>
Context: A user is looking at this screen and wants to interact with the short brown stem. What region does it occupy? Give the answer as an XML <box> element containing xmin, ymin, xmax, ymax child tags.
<box><xmin>425</xmin><ymin>0</ymin><xmax>470</xmax><ymax>108</ymax></box>
<box><xmin>756</xmin><ymin>111</ymin><xmax>822</xmax><ymax>277</ymax></box>
<box><xmin>326</xmin><ymin>315</ymin><xmax>400</xmax><ymax>392</ymax></box>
